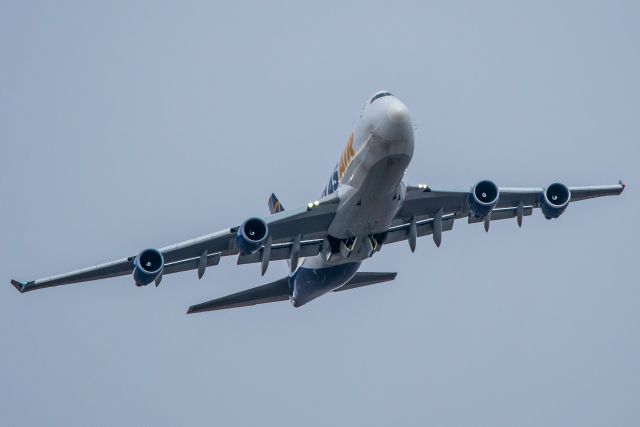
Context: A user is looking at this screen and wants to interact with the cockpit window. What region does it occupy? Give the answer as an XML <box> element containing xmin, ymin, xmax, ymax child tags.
<box><xmin>370</xmin><ymin>92</ymin><xmax>393</xmax><ymax>104</ymax></box>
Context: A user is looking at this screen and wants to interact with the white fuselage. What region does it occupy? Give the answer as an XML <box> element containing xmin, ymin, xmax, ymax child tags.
<box><xmin>290</xmin><ymin>92</ymin><xmax>414</xmax><ymax>306</ymax></box>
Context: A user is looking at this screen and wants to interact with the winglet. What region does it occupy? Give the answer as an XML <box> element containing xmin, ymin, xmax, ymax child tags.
<box><xmin>11</xmin><ymin>280</ymin><xmax>29</xmax><ymax>293</ymax></box>
<box><xmin>619</xmin><ymin>179</ymin><xmax>626</xmax><ymax>191</ymax></box>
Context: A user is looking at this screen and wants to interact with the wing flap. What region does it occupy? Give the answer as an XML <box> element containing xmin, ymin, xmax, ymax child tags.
<box><xmin>163</xmin><ymin>253</ymin><xmax>221</xmax><ymax>275</ymax></box>
<box><xmin>236</xmin><ymin>239</ymin><xmax>323</xmax><ymax>265</ymax></box>
<box><xmin>396</xmin><ymin>189</ymin><xmax>467</xmax><ymax>221</ymax></box>
<box><xmin>384</xmin><ymin>214</ymin><xmax>456</xmax><ymax>245</ymax></box>
<box><xmin>468</xmin><ymin>205</ymin><xmax>533</xmax><ymax>223</ymax></box>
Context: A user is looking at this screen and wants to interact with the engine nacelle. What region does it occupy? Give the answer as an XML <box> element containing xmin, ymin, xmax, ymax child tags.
<box><xmin>236</xmin><ymin>217</ymin><xmax>269</xmax><ymax>254</ymax></box>
<box><xmin>540</xmin><ymin>183</ymin><xmax>571</xmax><ymax>219</ymax></box>
<box><xmin>133</xmin><ymin>248</ymin><xmax>164</xmax><ymax>287</ymax></box>
<box><xmin>469</xmin><ymin>180</ymin><xmax>500</xmax><ymax>218</ymax></box>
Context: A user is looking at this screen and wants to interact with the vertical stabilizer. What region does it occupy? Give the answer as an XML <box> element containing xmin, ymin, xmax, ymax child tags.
<box><xmin>268</xmin><ymin>193</ymin><xmax>285</xmax><ymax>214</ymax></box>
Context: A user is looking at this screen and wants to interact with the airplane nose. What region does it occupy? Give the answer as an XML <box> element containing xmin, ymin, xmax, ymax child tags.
<box><xmin>386</xmin><ymin>100</ymin><xmax>409</xmax><ymax>124</ymax></box>
<box><xmin>373</xmin><ymin>98</ymin><xmax>413</xmax><ymax>143</ymax></box>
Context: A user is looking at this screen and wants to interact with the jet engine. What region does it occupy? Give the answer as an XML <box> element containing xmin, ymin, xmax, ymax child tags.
<box><xmin>133</xmin><ymin>248</ymin><xmax>164</xmax><ymax>286</ymax></box>
<box><xmin>540</xmin><ymin>183</ymin><xmax>571</xmax><ymax>219</ymax></box>
<box><xmin>469</xmin><ymin>180</ymin><xmax>500</xmax><ymax>217</ymax></box>
<box><xmin>236</xmin><ymin>217</ymin><xmax>269</xmax><ymax>254</ymax></box>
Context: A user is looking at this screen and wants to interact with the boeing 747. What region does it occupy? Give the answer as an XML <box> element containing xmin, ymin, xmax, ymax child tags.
<box><xmin>11</xmin><ymin>91</ymin><xmax>625</xmax><ymax>313</ymax></box>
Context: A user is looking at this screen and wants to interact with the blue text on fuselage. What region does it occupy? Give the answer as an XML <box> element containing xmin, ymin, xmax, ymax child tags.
<box><xmin>321</xmin><ymin>164</ymin><xmax>340</xmax><ymax>197</ymax></box>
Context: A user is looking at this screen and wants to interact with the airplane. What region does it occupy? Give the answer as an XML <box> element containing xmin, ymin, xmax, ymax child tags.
<box><xmin>11</xmin><ymin>91</ymin><xmax>625</xmax><ymax>314</ymax></box>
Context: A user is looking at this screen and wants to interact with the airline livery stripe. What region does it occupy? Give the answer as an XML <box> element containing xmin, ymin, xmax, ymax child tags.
<box><xmin>339</xmin><ymin>133</ymin><xmax>355</xmax><ymax>181</ymax></box>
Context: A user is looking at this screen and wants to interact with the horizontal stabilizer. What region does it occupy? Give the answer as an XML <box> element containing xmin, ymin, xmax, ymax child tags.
<box><xmin>187</xmin><ymin>271</ymin><xmax>398</xmax><ymax>314</ymax></box>
<box><xmin>187</xmin><ymin>277</ymin><xmax>290</xmax><ymax>314</ymax></box>
<box><xmin>333</xmin><ymin>272</ymin><xmax>397</xmax><ymax>292</ymax></box>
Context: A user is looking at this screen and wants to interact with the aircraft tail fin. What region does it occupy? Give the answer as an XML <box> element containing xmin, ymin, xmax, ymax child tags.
<box><xmin>268</xmin><ymin>193</ymin><xmax>285</xmax><ymax>214</ymax></box>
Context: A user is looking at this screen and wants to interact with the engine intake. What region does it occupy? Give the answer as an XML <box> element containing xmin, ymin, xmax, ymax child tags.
<box><xmin>236</xmin><ymin>217</ymin><xmax>269</xmax><ymax>254</ymax></box>
<box><xmin>541</xmin><ymin>183</ymin><xmax>571</xmax><ymax>219</ymax></box>
<box><xmin>133</xmin><ymin>248</ymin><xmax>164</xmax><ymax>286</ymax></box>
<box><xmin>469</xmin><ymin>180</ymin><xmax>500</xmax><ymax>217</ymax></box>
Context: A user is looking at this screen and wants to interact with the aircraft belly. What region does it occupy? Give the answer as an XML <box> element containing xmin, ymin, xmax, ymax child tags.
<box><xmin>329</xmin><ymin>153</ymin><xmax>411</xmax><ymax>238</ymax></box>
<box><xmin>289</xmin><ymin>261</ymin><xmax>361</xmax><ymax>307</ymax></box>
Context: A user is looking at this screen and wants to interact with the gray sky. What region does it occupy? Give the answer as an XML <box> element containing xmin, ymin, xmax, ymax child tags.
<box><xmin>1</xmin><ymin>1</ymin><xmax>639</xmax><ymax>426</ymax></box>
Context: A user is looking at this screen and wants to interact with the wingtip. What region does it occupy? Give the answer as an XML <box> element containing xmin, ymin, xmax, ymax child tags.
<box><xmin>11</xmin><ymin>279</ymin><xmax>26</xmax><ymax>293</ymax></box>
<box><xmin>187</xmin><ymin>306</ymin><xmax>205</xmax><ymax>315</ymax></box>
<box><xmin>619</xmin><ymin>179</ymin><xmax>626</xmax><ymax>191</ymax></box>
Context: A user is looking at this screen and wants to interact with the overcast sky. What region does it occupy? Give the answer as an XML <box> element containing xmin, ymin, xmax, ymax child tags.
<box><xmin>1</xmin><ymin>1</ymin><xmax>639</xmax><ymax>426</ymax></box>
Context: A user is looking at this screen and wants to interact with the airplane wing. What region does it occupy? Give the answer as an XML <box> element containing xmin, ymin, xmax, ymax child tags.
<box><xmin>11</xmin><ymin>193</ymin><xmax>340</xmax><ymax>293</ymax></box>
<box><xmin>11</xmin><ymin>179</ymin><xmax>625</xmax><ymax>294</ymax></box>
<box><xmin>389</xmin><ymin>180</ymin><xmax>625</xmax><ymax>248</ymax></box>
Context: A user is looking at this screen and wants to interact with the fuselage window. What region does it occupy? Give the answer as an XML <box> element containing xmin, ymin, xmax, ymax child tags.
<box><xmin>370</xmin><ymin>92</ymin><xmax>393</xmax><ymax>104</ymax></box>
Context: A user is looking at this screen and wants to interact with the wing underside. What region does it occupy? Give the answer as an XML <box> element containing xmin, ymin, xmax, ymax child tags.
<box><xmin>11</xmin><ymin>180</ymin><xmax>624</xmax><ymax>305</ymax></box>
<box><xmin>11</xmin><ymin>193</ymin><xmax>341</xmax><ymax>292</ymax></box>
